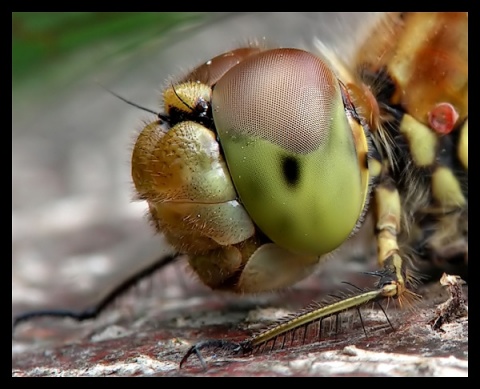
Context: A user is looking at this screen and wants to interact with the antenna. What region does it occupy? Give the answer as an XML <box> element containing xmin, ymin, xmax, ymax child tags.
<box><xmin>98</xmin><ymin>83</ymin><xmax>170</xmax><ymax>123</ymax></box>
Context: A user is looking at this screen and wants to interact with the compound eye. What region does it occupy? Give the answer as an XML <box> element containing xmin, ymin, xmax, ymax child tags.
<box><xmin>212</xmin><ymin>48</ymin><xmax>367</xmax><ymax>255</ymax></box>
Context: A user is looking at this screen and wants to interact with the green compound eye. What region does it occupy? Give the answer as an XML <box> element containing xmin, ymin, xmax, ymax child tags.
<box><xmin>212</xmin><ymin>48</ymin><xmax>368</xmax><ymax>256</ymax></box>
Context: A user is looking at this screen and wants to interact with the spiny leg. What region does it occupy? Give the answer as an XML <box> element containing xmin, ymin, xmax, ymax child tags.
<box><xmin>178</xmin><ymin>274</ymin><xmax>405</xmax><ymax>370</ymax></box>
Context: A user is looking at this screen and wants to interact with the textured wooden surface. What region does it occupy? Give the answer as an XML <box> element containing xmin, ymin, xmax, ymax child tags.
<box><xmin>12</xmin><ymin>260</ymin><xmax>468</xmax><ymax>377</ymax></box>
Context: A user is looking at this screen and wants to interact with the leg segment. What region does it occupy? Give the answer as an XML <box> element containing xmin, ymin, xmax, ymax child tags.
<box><xmin>372</xmin><ymin>178</ymin><xmax>408</xmax><ymax>298</ymax></box>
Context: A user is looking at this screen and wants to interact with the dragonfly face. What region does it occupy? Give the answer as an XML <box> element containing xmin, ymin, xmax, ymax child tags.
<box><xmin>132</xmin><ymin>12</ymin><xmax>467</xmax><ymax>297</ymax></box>
<box><xmin>132</xmin><ymin>47</ymin><xmax>371</xmax><ymax>293</ymax></box>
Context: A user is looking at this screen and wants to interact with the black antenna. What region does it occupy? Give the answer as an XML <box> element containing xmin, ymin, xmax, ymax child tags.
<box><xmin>99</xmin><ymin>83</ymin><xmax>170</xmax><ymax>123</ymax></box>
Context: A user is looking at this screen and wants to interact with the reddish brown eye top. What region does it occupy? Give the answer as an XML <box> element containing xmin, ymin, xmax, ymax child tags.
<box><xmin>212</xmin><ymin>48</ymin><xmax>340</xmax><ymax>155</ymax></box>
<box><xmin>183</xmin><ymin>47</ymin><xmax>262</xmax><ymax>87</ymax></box>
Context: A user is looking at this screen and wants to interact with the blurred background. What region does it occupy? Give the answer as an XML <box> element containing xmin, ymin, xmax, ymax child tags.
<box><xmin>12</xmin><ymin>12</ymin><xmax>382</xmax><ymax>341</ymax></box>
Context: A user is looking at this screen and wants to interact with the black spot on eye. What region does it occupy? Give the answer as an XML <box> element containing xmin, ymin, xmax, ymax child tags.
<box><xmin>282</xmin><ymin>155</ymin><xmax>300</xmax><ymax>187</ymax></box>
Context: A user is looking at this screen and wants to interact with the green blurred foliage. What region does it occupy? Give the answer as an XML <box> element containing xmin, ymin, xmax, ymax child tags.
<box><xmin>12</xmin><ymin>12</ymin><xmax>203</xmax><ymax>89</ymax></box>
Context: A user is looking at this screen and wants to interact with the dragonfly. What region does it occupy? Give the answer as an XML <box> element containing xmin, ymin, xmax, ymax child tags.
<box><xmin>13</xmin><ymin>12</ymin><xmax>467</xmax><ymax>373</ymax></box>
<box><xmin>129</xmin><ymin>12</ymin><xmax>467</xmax><ymax>367</ymax></box>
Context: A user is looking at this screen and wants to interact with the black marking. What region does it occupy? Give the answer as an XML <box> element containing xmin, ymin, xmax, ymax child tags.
<box><xmin>168</xmin><ymin>104</ymin><xmax>213</xmax><ymax>129</ymax></box>
<box><xmin>436</xmin><ymin>118</ymin><xmax>468</xmax><ymax>199</ymax></box>
<box><xmin>282</xmin><ymin>155</ymin><xmax>300</xmax><ymax>187</ymax></box>
<box><xmin>362</xmin><ymin>151</ymin><xmax>369</xmax><ymax>170</ymax></box>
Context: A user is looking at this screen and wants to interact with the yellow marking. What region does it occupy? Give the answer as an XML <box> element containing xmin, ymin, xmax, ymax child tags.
<box><xmin>399</xmin><ymin>114</ymin><xmax>437</xmax><ymax>166</ymax></box>
<box><xmin>163</xmin><ymin>81</ymin><xmax>212</xmax><ymax>113</ymax></box>
<box><xmin>431</xmin><ymin>166</ymin><xmax>466</xmax><ymax>208</ymax></box>
<box><xmin>458</xmin><ymin>119</ymin><xmax>468</xmax><ymax>169</ymax></box>
<box><xmin>368</xmin><ymin>158</ymin><xmax>382</xmax><ymax>178</ymax></box>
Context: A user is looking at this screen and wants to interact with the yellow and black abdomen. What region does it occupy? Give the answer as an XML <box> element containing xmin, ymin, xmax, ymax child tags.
<box><xmin>357</xmin><ymin>12</ymin><xmax>468</xmax><ymax>279</ymax></box>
